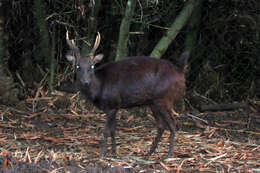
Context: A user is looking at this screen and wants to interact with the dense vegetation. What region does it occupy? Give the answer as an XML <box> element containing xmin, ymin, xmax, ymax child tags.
<box><xmin>0</xmin><ymin>0</ymin><xmax>259</xmax><ymax>104</ymax></box>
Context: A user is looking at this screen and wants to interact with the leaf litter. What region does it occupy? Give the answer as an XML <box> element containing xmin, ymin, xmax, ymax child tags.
<box><xmin>0</xmin><ymin>93</ymin><xmax>259</xmax><ymax>172</ymax></box>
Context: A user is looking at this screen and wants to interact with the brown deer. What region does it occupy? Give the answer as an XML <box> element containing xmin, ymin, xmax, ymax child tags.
<box><xmin>65</xmin><ymin>32</ymin><xmax>189</xmax><ymax>158</ymax></box>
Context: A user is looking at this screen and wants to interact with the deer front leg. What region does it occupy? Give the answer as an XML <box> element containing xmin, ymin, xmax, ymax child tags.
<box><xmin>100</xmin><ymin>109</ymin><xmax>117</xmax><ymax>157</ymax></box>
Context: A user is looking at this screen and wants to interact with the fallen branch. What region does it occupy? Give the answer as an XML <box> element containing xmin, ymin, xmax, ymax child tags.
<box><xmin>199</xmin><ymin>102</ymin><xmax>248</xmax><ymax>112</ymax></box>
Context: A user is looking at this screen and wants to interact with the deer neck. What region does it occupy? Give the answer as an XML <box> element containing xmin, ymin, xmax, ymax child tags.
<box><xmin>81</xmin><ymin>73</ymin><xmax>101</xmax><ymax>102</ymax></box>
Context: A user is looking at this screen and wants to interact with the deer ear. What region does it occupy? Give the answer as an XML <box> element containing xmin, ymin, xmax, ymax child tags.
<box><xmin>93</xmin><ymin>54</ymin><xmax>104</xmax><ymax>64</ymax></box>
<box><xmin>66</xmin><ymin>54</ymin><xmax>75</xmax><ymax>62</ymax></box>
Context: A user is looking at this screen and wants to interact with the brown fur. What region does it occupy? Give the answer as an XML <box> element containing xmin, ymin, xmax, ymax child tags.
<box><xmin>67</xmin><ymin>51</ymin><xmax>189</xmax><ymax>158</ymax></box>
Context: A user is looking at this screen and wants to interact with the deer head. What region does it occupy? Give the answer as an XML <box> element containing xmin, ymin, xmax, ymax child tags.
<box><xmin>66</xmin><ymin>32</ymin><xmax>103</xmax><ymax>85</ymax></box>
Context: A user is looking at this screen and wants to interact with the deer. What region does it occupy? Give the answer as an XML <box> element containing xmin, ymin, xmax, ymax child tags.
<box><xmin>65</xmin><ymin>32</ymin><xmax>189</xmax><ymax>158</ymax></box>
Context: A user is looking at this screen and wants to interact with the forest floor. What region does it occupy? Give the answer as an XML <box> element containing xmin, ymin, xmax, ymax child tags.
<box><xmin>0</xmin><ymin>93</ymin><xmax>259</xmax><ymax>173</ymax></box>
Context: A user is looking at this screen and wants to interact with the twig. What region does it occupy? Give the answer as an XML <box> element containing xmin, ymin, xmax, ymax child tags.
<box><xmin>34</xmin><ymin>150</ymin><xmax>43</xmax><ymax>164</ymax></box>
<box><xmin>0</xmin><ymin>108</ymin><xmax>9</xmax><ymax>121</ymax></box>
<box><xmin>177</xmin><ymin>158</ymin><xmax>194</xmax><ymax>173</ymax></box>
<box><xmin>193</xmin><ymin>91</ymin><xmax>217</xmax><ymax>104</ymax></box>
<box><xmin>159</xmin><ymin>161</ymin><xmax>171</xmax><ymax>171</ymax></box>
<box><xmin>182</xmin><ymin>113</ymin><xmax>208</xmax><ymax>124</ymax></box>
<box><xmin>204</xmin><ymin>153</ymin><xmax>227</xmax><ymax>167</ymax></box>
<box><xmin>16</xmin><ymin>71</ymin><xmax>26</xmax><ymax>87</ymax></box>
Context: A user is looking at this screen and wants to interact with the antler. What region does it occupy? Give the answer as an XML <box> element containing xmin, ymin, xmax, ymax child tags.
<box><xmin>66</xmin><ymin>31</ymin><xmax>80</xmax><ymax>57</ymax></box>
<box><xmin>89</xmin><ymin>32</ymin><xmax>101</xmax><ymax>59</ymax></box>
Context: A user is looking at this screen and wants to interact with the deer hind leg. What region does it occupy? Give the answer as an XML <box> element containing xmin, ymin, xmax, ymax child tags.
<box><xmin>148</xmin><ymin>105</ymin><xmax>166</xmax><ymax>156</ymax></box>
<box><xmin>149</xmin><ymin>101</ymin><xmax>177</xmax><ymax>158</ymax></box>
<box><xmin>163</xmin><ymin>103</ymin><xmax>177</xmax><ymax>158</ymax></box>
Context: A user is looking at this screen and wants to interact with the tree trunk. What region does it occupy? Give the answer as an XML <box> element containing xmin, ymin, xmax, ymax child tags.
<box><xmin>34</xmin><ymin>0</ymin><xmax>56</xmax><ymax>91</ymax></box>
<box><xmin>115</xmin><ymin>0</ymin><xmax>136</xmax><ymax>61</ymax></box>
<box><xmin>0</xmin><ymin>2</ymin><xmax>19</xmax><ymax>105</ymax></box>
<box><xmin>184</xmin><ymin>0</ymin><xmax>203</xmax><ymax>53</ymax></box>
<box><xmin>81</xmin><ymin>0</ymin><xmax>102</xmax><ymax>55</ymax></box>
<box><xmin>34</xmin><ymin>0</ymin><xmax>51</xmax><ymax>66</ymax></box>
<box><xmin>256</xmin><ymin>1</ymin><xmax>260</xmax><ymax>99</ymax></box>
<box><xmin>182</xmin><ymin>0</ymin><xmax>203</xmax><ymax>111</ymax></box>
<box><xmin>150</xmin><ymin>0</ymin><xmax>197</xmax><ymax>58</ymax></box>
<box><xmin>49</xmin><ymin>29</ymin><xmax>56</xmax><ymax>92</ymax></box>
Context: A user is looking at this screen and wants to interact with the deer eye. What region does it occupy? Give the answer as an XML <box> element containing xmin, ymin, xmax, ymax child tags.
<box><xmin>91</xmin><ymin>64</ymin><xmax>94</xmax><ymax>69</ymax></box>
<box><xmin>76</xmin><ymin>65</ymin><xmax>80</xmax><ymax>69</ymax></box>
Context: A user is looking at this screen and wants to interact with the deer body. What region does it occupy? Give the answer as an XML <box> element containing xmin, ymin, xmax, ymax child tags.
<box><xmin>66</xmin><ymin>32</ymin><xmax>189</xmax><ymax>157</ymax></box>
<box><xmin>81</xmin><ymin>56</ymin><xmax>185</xmax><ymax>110</ymax></box>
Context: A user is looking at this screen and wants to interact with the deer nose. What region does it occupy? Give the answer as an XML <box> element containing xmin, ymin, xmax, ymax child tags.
<box><xmin>80</xmin><ymin>78</ymin><xmax>90</xmax><ymax>85</ymax></box>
